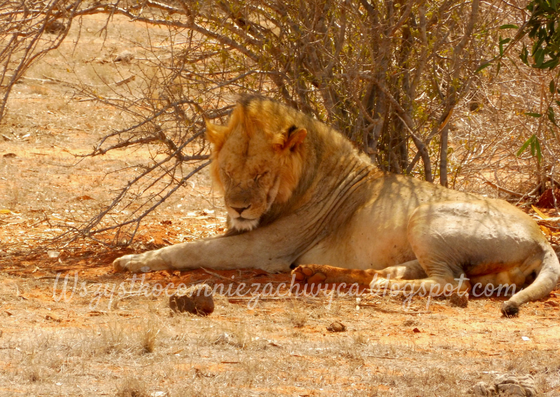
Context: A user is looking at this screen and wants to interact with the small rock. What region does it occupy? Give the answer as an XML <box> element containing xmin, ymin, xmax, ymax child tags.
<box><xmin>114</xmin><ymin>50</ymin><xmax>134</xmax><ymax>63</ymax></box>
<box><xmin>45</xmin><ymin>20</ymin><xmax>66</xmax><ymax>34</ymax></box>
<box><xmin>402</xmin><ymin>318</ymin><xmax>417</xmax><ymax>327</ymax></box>
<box><xmin>47</xmin><ymin>250</ymin><xmax>60</xmax><ymax>258</ymax></box>
<box><xmin>472</xmin><ymin>381</ymin><xmax>496</xmax><ymax>396</ymax></box>
<box><xmin>496</xmin><ymin>374</ymin><xmax>538</xmax><ymax>396</ymax></box>
<box><xmin>471</xmin><ymin>374</ymin><xmax>538</xmax><ymax>396</ymax></box>
<box><xmin>326</xmin><ymin>321</ymin><xmax>346</xmax><ymax>332</ymax></box>
<box><xmin>169</xmin><ymin>284</ymin><xmax>214</xmax><ymax>316</ymax></box>
<box><xmin>213</xmin><ymin>332</ymin><xmax>237</xmax><ymax>346</ymax></box>
<box><xmin>449</xmin><ymin>291</ymin><xmax>469</xmax><ymax>308</ymax></box>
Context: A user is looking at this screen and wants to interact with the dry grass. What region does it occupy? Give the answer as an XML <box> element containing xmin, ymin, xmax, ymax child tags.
<box><xmin>138</xmin><ymin>319</ymin><xmax>160</xmax><ymax>354</ymax></box>
<box><xmin>285</xmin><ymin>299</ymin><xmax>309</xmax><ymax>328</ymax></box>
<box><xmin>1</xmin><ymin>268</ymin><xmax>559</xmax><ymax>396</ymax></box>
<box><xmin>1</xmin><ymin>288</ymin><xmax>560</xmax><ymax>395</ymax></box>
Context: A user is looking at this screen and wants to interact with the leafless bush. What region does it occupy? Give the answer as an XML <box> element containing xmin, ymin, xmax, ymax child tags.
<box><xmin>0</xmin><ymin>0</ymin><xmax>82</xmax><ymax>120</ymax></box>
<box><xmin>449</xmin><ymin>59</ymin><xmax>560</xmax><ymax>202</ymax></box>
<box><xmin>73</xmin><ymin>0</ymin><xmax>490</xmax><ymax>181</ymax></box>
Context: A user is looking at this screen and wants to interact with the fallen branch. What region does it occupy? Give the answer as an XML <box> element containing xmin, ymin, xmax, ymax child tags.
<box><xmin>357</xmin><ymin>303</ymin><xmax>430</xmax><ymax>315</ymax></box>
<box><xmin>480</xmin><ymin>175</ymin><xmax>525</xmax><ymax>197</ymax></box>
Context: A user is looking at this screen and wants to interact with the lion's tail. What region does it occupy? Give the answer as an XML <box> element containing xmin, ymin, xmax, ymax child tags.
<box><xmin>501</xmin><ymin>245</ymin><xmax>560</xmax><ymax>317</ymax></box>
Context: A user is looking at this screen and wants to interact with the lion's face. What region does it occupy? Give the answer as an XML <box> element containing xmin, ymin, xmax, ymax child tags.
<box><xmin>216</xmin><ymin>131</ymin><xmax>282</xmax><ymax>231</ymax></box>
<box><xmin>205</xmin><ymin>98</ymin><xmax>307</xmax><ymax>232</ymax></box>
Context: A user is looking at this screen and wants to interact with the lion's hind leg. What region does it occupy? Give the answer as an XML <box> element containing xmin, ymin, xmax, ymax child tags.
<box><xmin>372</xmin><ymin>201</ymin><xmax>489</xmax><ymax>301</ymax></box>
<box><xmin>402</xmin><ymin>200</ymin><xmax>560</xmax><ymax>315</ymax></box>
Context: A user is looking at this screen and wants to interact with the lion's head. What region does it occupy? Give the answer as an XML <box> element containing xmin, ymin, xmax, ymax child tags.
<box><xmin>205</xmin><ymin>96</ymin><xmax>308</xmax><ymax>232</ymax></box>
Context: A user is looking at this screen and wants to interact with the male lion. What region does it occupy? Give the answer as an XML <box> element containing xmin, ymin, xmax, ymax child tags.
<box><xmin>114</xmin><ymin>95</ymin><xmax>560</xmax><ymax>316</ymax></box>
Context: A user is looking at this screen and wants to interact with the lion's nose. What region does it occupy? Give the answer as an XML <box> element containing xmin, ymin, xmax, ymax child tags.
<box><xmin>231</xmin><ymin>205</ymin><xmax>250</xmax><ymax>215</ymax></box>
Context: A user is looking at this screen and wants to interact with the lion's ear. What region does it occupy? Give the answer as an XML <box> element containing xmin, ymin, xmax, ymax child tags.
<box><xmin>205</xmin><ymin>118</ymin><xmax>228</xmax><ymax>148</ymax></box>
<box><xmin>276</xmin><ymin>127</ymin><xmax>307</xmax><ymax>152</ymax></box>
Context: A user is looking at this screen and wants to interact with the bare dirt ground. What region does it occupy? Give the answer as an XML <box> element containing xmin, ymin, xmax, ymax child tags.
<box><xmin>1</xmin><ymin>14</ymin><xmax>560</xmax><ymax>397</ymax></box>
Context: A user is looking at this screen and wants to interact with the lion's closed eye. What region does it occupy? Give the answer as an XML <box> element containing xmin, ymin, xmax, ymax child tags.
<box><xmin>254</xmin><ymin>171</ymin><xmax>269</xmax><ymax>182</ymax></box>
<box><xmin>219</xmin><ymin>169</ymin><xmax>233</xmax><ymax>187</ymax></box>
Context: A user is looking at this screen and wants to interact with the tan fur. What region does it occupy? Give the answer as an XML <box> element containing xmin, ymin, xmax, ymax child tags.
<box><xmin>114</xmin><ymin>95</ymin><xmax>560</xmax><ymax>316</ymax></box>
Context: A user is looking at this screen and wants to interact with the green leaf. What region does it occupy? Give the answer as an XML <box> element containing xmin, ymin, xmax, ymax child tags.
<box><xmin>517</xmin><ymin>134</ymin><xmax>543</xmax><ymax>163</ymax></box>
<box><xmin>499</xmin><ymin>36</ymin><xmax>508</xmax><ymax>56</ymax></box>
<box><xmin>542</xmin><ymin>57</ymin><xmax>560</xmax><ymax>69</ymax></box>
<box><xmin>475</xmin><ymin>62</ymin><xmax>492</xmax><ymax>73</ymax></box>
<box><xmin>517</xmin><ymin>135</ymin><xmax>534</xmax><ymax>157</ymax></box>
<box><xmin>532</xmin><ymin>136</ymin><xmax>542</xmax><ymax>163</ymax></box>
<box><xmin>547</xmin><ymin>106</ymin><xmax>558</xmax><ymax>126</ymax></box>
<box><xmin>520</xmin><ymin>46</ymin><xmax>529</xmax><ymax>64</ymax></box>
<box><xmin>550</xmin><ymin>79</ymin><xmax>556</xmax><ymax>94</ymax></box>
<box><xmin>525</xmin><ymin>112</ymin><xmax>542</xmax><ymax>117</ymax></box>
<box><xmin>532</xmin><ymin>35</ymin><xmax>544</xmax><ymax>55</ymax></box>
<box><xmin>499</xmin><ymin>24</ymin><xmax>519</xmax><ymax>29</ymax></box>
<box><xmin>534</xmin><ymin>48</ymin><xmax>545</xmax><ymax>67</ymax></box>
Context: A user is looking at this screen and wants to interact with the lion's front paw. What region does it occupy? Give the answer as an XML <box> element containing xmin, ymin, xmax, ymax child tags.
<box><xmin>112</xmin><ymin>256</ymin><xmax>129</xmax><ymax>272</ymax></box>
<box><xmin>113</xmin><ymin>254</ymin><xmax>150</xmax><ymax>273</ymax></box>
<box><xmin>113</xmin><ymin>251</ymin><xmax>170</xmax><ymax>273</ymax></box>
<box><xmin>291</xmin><ymin>264</ymin><xmax>328</xmax><ymax>285</ymax></box>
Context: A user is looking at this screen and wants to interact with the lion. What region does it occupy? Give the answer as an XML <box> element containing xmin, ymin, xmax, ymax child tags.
<box><xmin>114</xmin><ymin>95</ymin><xmax>560</xmax><ymax>316</ymax></box>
